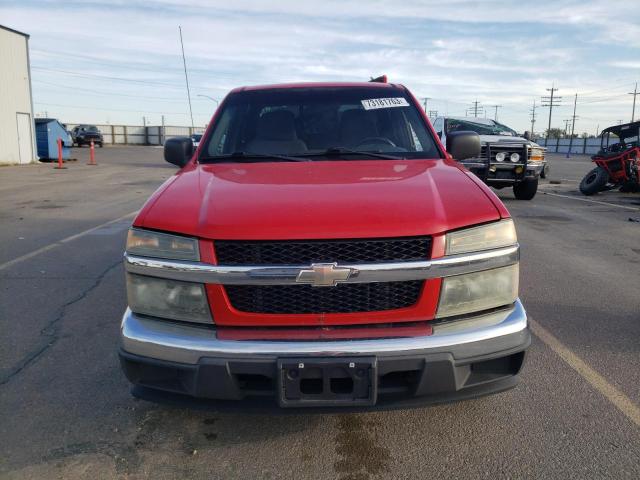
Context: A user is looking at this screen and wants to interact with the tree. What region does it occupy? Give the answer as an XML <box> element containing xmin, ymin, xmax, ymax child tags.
<box><xmin>545</xmin><ymin>128</ymin><xmax>564</xmax><ymax>139</ymax></box>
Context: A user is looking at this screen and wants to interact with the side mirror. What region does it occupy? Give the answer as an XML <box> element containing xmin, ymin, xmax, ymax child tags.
<box><xmin>164</xmin><ymin>137</ymin><xmax>193</xmax><ymax>167</ymax></box>
<box><xmin>437</xmin><ymin>131</ymin><xmax>443</xmax><ymax>139</ymax></box>
<box><xmin>523</xmin><ymin>131</ymin><xmax>531</xmax><ymax>140</ymax></box>
<box><xmin>446</xmin><ymin>131</ymin><xmax>481</xmax><ymax>160</ymax></box>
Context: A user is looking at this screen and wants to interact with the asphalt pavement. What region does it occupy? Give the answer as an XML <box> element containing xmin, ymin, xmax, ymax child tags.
<box><xmin>1</xmin><ymin>148</ymin><xmax>639</xmax><ymax>479</ymax></box>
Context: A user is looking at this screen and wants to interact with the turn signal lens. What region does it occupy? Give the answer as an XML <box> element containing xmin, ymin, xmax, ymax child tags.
<box><xmin>529</xmin><ymin>147</ymin><xmax>545</xmax><ymax>162</ymax></box>
<box><xmin>445</xmin><ymin>219</ymin><xmax>517</xmax><ymax>255</ymax></box>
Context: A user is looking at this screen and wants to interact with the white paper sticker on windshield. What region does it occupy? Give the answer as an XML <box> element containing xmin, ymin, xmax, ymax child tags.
<box><xmin>361</xmin><ymin>97</ymin><xmax>409</xmax><ymax>110</ymax></box>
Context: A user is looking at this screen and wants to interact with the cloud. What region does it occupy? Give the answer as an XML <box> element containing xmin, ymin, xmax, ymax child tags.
<box><xmin>1</xmin><ymin>0</ymin><xmax>638</xmax><ymax>132</ymax></box>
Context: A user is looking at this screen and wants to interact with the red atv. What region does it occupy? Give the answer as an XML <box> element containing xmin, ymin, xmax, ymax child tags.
<box><xmin>580</xmin><ymin>121</ymin><xmax>640</xmax><ymax>195</ymax></box>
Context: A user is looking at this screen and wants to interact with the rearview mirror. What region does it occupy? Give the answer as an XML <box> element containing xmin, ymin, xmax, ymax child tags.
<box><xmin>446</xmin><ymin>131</ymin><xmax>481</xmax><ymax>160</ymax></box>
<box><xmin>164</xmin><ymin>137</ymin><xmax>194</xmax><ymax>167</ymax></box>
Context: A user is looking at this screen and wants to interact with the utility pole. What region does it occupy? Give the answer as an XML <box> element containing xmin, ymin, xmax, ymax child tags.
<box><xmin>541</xmin><ymin>84</ymin><xmax>561</xmax><ymax>143</ymax></box>
<box><xmin>422</xmin><ymin>97</ymin><xmax>431</xmax><ymax>113</ymax></box>
<box><xmin>628</xmin><ymin>82</ymin><xmax>638</xmax><ymax>122</ymax></box>
<box><xmin>566</xmin><ymin>94</ymin><xmax>578</xmax><ymax>158</ymax></box>
<box><xmin>469</xmin><ymin>100</ymin><xmax>482</xmax><ymax>117</ymax></box>
<box><xmin>490</xmin><ymin>105</ymin><xmax>502</xmax><ymax>121</ymax></box>
<box><xmin>529</xmin><ymin>100</ymin><xmax>537</xmax><ymax>137</ymax></box>
<box><xmin>563</xmin><ymin>119</ymin><xmax>570</xmax><ymax>137</ymax></box>
<box><xmin>178</xmin><ymin>25</ymin><xmax>195</xmax><ymax>129</ymax></box>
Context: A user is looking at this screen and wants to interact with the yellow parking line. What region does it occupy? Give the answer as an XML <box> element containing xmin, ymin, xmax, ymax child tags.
<box><xmin>530</xmin><ymin>317</ymin><xmax>640</xmax><ymax>427</ymax></box>
<box><xmin>0</xmin><ymin>211</ymin><xmax>138</xmax><ymax>272</ymax></box>
<box><xmin>542</xmin><ymin>191</ymin><xmax>640</xmax><ymax>211</ymax></box>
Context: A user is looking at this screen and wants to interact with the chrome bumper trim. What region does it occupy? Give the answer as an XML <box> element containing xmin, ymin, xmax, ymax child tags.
<box><xmin>120</xmin><ymin>299</ymin><xmax>528</xmax><ymax>364</ymax></box>
<box><xmin>124</xmin><ymin>244</ymin><xmax>519</xmax><ymax>285</ymax></box>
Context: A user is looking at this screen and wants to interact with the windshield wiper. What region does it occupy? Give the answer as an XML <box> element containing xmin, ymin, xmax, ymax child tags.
<box><xmin>199</xmin><ymin>151</ymin><xmax>311</xmax><ymax>163</ymax></box>
<box><xmin>301</xmin><ymin>147</ymin><xmax>405</xmax><ymax>160</ymax></box>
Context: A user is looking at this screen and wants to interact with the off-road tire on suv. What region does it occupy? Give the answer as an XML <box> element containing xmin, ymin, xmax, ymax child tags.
<box><xmin>579</xmin><ymin>167</ymin><xmax>609</xmax><ymax>195</ymax></box>
<box><xmin>513</xmin><ymin>177</ymin><xmax>538</xmax><ymax>200</ymax></box>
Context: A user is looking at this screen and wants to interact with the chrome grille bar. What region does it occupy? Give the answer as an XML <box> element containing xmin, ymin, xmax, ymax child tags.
<box><xmin>124</xmin><ymin>244</ymin><xmax>519</xmax><ymax>285</ymax></box>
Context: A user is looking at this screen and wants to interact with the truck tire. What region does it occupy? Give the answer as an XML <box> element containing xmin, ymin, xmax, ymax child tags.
<box><xmin>579</xmin><ymin>167</ymin><xmax>608</xmax><ymax>196</ymax></box>
<box><xmin>513</xmin><ymin>178</ymin><xmax>538</xmax><ymax>200</ymax></box>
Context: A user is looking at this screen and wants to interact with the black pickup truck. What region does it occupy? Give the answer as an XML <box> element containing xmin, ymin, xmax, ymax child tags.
<box><xmin>71</xmin><ymin>125</ymin><xmax>104</xmax><ymax>147</ymax></box>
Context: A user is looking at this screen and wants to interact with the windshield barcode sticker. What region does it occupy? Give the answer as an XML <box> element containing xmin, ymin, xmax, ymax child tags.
<box><xmin>361</xmin><ymin>97</ymin><xmax>409</xmax><ymax>110</ymax></box>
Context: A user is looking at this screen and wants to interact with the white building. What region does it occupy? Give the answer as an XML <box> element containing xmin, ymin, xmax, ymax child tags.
<box><xmin>0</xmin><ymin>25</ymin><xmax>36</xmax><ymax>164</ymax></box>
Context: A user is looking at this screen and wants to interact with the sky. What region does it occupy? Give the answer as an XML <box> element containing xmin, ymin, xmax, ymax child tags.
<box><xmin>2</xmin><ymin>0</ymin><xmax>640</xmax><ymax>135</ymax></box>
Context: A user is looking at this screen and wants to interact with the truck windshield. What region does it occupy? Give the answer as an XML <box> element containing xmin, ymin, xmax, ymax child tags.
<box><xmin>200</xmin><ymin>86</ymin><xmax>441</xmax><ymax>161</ymax></box>
<box><xmin>446</xmin><ymin>119</ymin><xmax>517</xmax><ymax>136</ymax></box>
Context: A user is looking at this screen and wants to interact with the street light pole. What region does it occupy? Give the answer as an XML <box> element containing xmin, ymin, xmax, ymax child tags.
<box><xmin>197</xmin><ymin>94</ymin><xmax>219</xmax><ymax>106</ymax></box>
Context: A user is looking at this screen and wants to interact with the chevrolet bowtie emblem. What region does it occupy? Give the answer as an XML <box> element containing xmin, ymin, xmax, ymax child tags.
<box><xmin>296</xmin><ymin>263</ymin><xmax>354</xmax><ymax>287</ymax></box>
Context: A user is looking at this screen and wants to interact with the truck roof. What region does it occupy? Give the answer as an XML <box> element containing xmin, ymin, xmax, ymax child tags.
<box><xmin>231</xmin><ymin>81</ymin><xmax>404</xmax><ymax>93</ymax></box>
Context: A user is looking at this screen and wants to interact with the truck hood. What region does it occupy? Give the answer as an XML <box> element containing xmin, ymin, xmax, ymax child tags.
<box><xmin>479</xmin><ymin>135</ymin><xmax>539</xmax><ymax>147</ymax></box>
<box><xmin>136</xmin><ymin>159</ymin><xmax>502</xmax><ymax>240</ymax></box>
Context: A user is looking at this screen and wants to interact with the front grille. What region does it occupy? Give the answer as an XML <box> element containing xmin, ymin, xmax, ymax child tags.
<box><xmin>215</xmin><ymin>237</ymin><xmax>431</xmax><ymax>265</ymax></box>
<box><xmin>482</xmin><ymin>144</ymin><xmax>528</xmax><ymax>163</ymax></box>
<box><xmin>225</xmin><ymin>281</ymin><xmax>423</xmax><ymax>314</ymax></box>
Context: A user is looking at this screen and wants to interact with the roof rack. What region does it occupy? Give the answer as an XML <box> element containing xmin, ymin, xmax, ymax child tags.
<box><xmin>369</xmin><ymin>75</ymin><xmax>388</xmax><ymax>83</ymax></box>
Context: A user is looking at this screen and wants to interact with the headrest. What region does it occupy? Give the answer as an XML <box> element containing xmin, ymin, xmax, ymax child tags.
<box><xmin>255</xmin><ymin>110</ymin><xmax>297</xmax><ymax>141</ymax></box>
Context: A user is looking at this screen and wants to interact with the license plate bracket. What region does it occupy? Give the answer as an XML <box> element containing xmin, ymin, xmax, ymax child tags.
<box><xmin>277</xmin><ymin>357</ymin><xmax>377</xmax><ymax>407</ymax></box>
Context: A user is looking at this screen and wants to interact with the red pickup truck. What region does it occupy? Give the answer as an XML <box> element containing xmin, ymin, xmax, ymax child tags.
<box><xmin>120</xmin><ymin>80</ymin><xmax>529</xmax><ymax>408</ymax></box>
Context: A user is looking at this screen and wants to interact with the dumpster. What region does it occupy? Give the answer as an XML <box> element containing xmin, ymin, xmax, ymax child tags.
<box><xmin>35</xmin><ymin>118</ymin><xmax>72</xmax><ymax>161</ymax></box>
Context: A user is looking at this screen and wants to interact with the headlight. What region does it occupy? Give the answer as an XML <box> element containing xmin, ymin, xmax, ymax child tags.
<box><xmin>126</xmin><ymin>273</ymin><xmax>212</xmax><ymax>324</ymax></box>
<box><xmin>529</xmin><ymin>147</ymin><xmax>545</xmax><ymax>162</ymax></box>
<box><xmin>436</xmin><ymin>264</ymin><xmax>519</xmax><ymax>318</ymax></box>
<box><xmin>445</xmin><ymin>219</ymin><xmax>517</xmax><ymax>255</ymax></box>
<box><xmin>126</xmin><ymin>228</ymin><xmax>199</xmax><ymax>261</ymax></box>
<box><xmin>510</xmin><ymin>153</ymin><xmax>520</xmax><ymax>163</ymax></box>
<box><xmin>495</xmin><ymin>152</ymin><xmax>506</xmax><ymax>162</ymax></box>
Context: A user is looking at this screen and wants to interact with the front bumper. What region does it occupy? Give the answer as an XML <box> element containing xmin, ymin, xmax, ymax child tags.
<box><xmin>119</xmin><ymin>299</ymin><xmax>529</xmax><ymax>408</ymax></box>
<box><xmin>462</xmin><ymin>162</ymin><xmax>545</xmax><ymax>185</ymax></box>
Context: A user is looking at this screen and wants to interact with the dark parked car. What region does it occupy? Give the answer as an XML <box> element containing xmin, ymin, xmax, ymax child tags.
<box><xmin>71</xmin><ymin>125</ymin><xmax>103</xmax><ymax>147</ymax></box>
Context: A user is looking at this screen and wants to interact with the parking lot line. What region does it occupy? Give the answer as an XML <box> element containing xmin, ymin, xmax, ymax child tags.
<box><xmin>0</xmin><ymin>210</ymin><xmax>138</xmax><ymax>272</ymax></box>
<box><xmin>530</xmin><ymin>317</ymin><xmax>640</xmax><ymax>427</ymax></box>
<box><xmin>542</xmin><ymin>191</ymin><xmax>640</xmax><ymax>211</ymax></box>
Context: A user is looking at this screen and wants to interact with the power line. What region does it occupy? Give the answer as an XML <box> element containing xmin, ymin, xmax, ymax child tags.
<box><xmin>30</xmin><ymin>47</ymin><xmax>246</xmax><ymax>81</ymax></box>
<box><xmin>33</xmin><ymin>101</ymin><xmax>209</xmax><ymax>116</ymax></box>
<box><xmin>32</xmin><ymin>79</ymin><xmax>189</xmax><ymax>102</ymax></box>
<box><xmin>32</xmin><ymin>66</ymin><xmax>187</xmax><ymax>89</ymax></box>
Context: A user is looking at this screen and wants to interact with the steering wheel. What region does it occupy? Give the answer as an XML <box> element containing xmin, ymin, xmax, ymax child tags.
<box><xmin>356</xmin><ymin>137</ymin><xmax>397</xmax><ymax>148</ymax></box>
